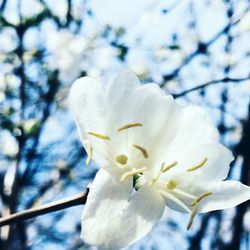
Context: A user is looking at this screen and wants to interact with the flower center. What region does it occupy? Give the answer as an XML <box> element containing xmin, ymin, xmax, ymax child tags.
<box><xmin>86</xmin><ymin>124</ymin><xmax>212</xmax><ymax>230</ymax></box>
<box><xmin>116</xmin><ymin>154</ymin><xmax>128</xmax><ymax>165</ymax></box>
<box><xmin>87</xmin><ymin>122</ymin><xmax>149</xmax><ymax>181</ymax></box>
<box><xmin>147</xmin><ymin>158</ymin><xmax>212</xmax><ymax>229</ymax></box>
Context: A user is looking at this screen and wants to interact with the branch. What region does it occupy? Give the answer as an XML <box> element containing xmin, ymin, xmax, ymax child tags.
<box><xmin>0</xmin><ymin>189</ymin><xmax>89</xmax><ymax>227</ymax></box>
<box><xmin>173</xmin><ymin>76</ymin><xmax>250</xmax><ymax>98</ymax></box>
<box><xmin>160</xmin><ymin>9</ymin><xmax>247</xmax><ymax>86</ymax></box>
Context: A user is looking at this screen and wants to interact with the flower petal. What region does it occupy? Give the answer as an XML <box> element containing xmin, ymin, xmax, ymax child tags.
<box><xmin>156</xmin><ymin>106</ymin><xmax>232</xmax><ymax>183</ymax></box>
<box><xmin>81</xmin><ymin>169</ymin><xmax>165</xmax><ymax>249</ymax></box>
<box><xmin>69</xmin><ymin>77</ymin><xmax>113</xmax><ymax>167</ymax></box>
<box><xmin>106</xmin><ymin>77</ymin><xmax>182</xmax><ymax>170</ymax></box>
<box><xmin>106</xmin><ymin>69</ymin><xmax>140</xmax><ymax>105</ymax></box>
<box><xmin>69</xmin><ymin>76</ymin><xmax>106</xmax><ymax>142</ymax></box>
<box><xmin>198</xmin><ymin>180</ymin><xmax>250</xmax><ymax>213</ymax></box>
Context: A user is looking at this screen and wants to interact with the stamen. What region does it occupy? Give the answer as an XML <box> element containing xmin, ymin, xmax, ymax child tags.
<box><xmin>133</xmin><ymin>144</ymin><xmax>148</xmax><ymax>158</ymax></box>
<box><xmin>120</xmin><ymin>167</ymin><xmax>147</xmax><ymax>182</ymax></box>
<box><xmin>85</xmin><ymin>145</ymin><xmax>93</xmax><ymax>166</ymax></box>
<box><xmin>117</xmin><ymin>123</ymin><xmax>143</xmax><ymax>132</ymax></box>
<box><xmin>186</xmin><ymin>157</ymin><xmax>208</xmax><ymax>172</ymax></box>
<box><xmin>172</xmin><ymin>189</ymin><xmax>197</xmax><ymax>200</ymax></box>
<box><xmin>149</xmin><ymin>161</ymin><xmax>178</xmax><ymax>186</ymax></box>
<box><xmin>87</xmin><ymin>132</ymin><xmax>110</xmax><ymax>141</ymax></box>
<box><xmin>83</xmin><ymin>140</ymin><xmax>93</xmax><ymax>166</ymax></box>
<box><xmin>116</xmin><ymin>154</ymin><xmax>128</xmax><ymax>165</ymax></box>
<box><xmin>159</xmin><ymin>190</ymin><xmax>192</xmax><ymax>213</ymax></box>
<box><xmin>161</xmin><ymin>161</ymin><xmax>178</xmax><ymax>172</ymax></box>
<box><xmin>167</xmin><ymin>179</ymin><xmax>178</xmax><ymax>190</ymax></box>
<box><xmin>187</xmin><ymin>203</ymin><xmax>199</xmax><ymax>230</ymax></box>
<box><xmin>187</xmin><ymin>191</ymin><xmax>213</xmax><ymax>230</ymax></box>
<box><xmin>192</xmin><ymin>192</ymin><xmax>213</xmax><ymax>206</ymax></box>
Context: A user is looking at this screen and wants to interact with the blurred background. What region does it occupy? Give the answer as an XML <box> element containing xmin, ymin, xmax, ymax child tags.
<box><xmin>0</xmin><ymin>0</ymin><xmax>250</xmax><ymax>249</ymax></box>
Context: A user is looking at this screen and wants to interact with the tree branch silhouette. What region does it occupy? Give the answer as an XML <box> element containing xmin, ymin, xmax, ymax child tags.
<box><xmin>173</xmin><ymin>76</ymin><xmax>250</xmax><ymax>98</ymax></box>
<box><xmin>0</xmin><ymin>189</ymin><xmax>89</xmax><ymax>227</ymax></box>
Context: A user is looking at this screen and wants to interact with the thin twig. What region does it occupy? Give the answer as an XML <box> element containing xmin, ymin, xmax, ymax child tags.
<box><xmin>0</xmin><ymin>189</ymin><xmax>89</xmax><ymax>227</ymax></box>
<box><xmin>173</xmin><ymin>76</ymin><xmax>250</xmax><ymax>98</ymax></box>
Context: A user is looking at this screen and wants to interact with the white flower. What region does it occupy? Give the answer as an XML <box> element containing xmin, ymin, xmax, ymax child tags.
<box><xmin>240</xmin><ymin>11</ymin><xmax>250</xmax><ymax>32</ymax></box>
<box><xmin>0</xmin><ymin>130</ymin><xmax>19</xmax><ymax>157</ymax></box>
<box><xmin>243</xmin><ymin>209</ymin><xmax>250</xmax><ymax>232</ymax></box>
<box><xmin>69</xmin><ymin>70</ymin><xmax>250</xmax><ymax>250</ymax></box>
<box><xmin>46</xmin><ymin>30</ymin><xmax>89</xmax><ymax>83</ymax></box>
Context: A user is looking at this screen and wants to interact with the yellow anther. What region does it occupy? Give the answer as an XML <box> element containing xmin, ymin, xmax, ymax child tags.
<box><xmin>187</xmin><ymin>203</ymin><xmax>199</xmax><ymax>230</ymax></box>
<box><xmin>186</xmin><ymin>157</ymin><xmax>208</xmax><ymax>172</ymax></box>
<box><xmin>167</xmin><ymin>179</ymin><xmax>178</xmax><ymax>190</ymax></box>
<box><xmin>120</xmin><ymin>167</ymin><xmax>147</xmax><ymax>182</ymax></box>
<box><xmin>161</xmin><ymin>161</ymin><xmax>178</xmax><ymax>172</ymax></box>
<box><xmin>87</xmin><ymin>132</ymin><xmax>110</xmax><ymax>141</ymax></box>
<box><xmin>133</xmin><ymin>144</ymin><xmax>148</xmax><ymax>158</ymax></box>
<box><xmin>149</xmin><ymin>162</ymin><xmax>177</xmax><ymax>186</ymax></box>
<box><xmin>83</xmin><ymin>140</ymin><xmax>93</xmax><ymax>166</ymax></box>
<box><xmin>149</xmin><ymin>178</ymin><xmax>157</xmax><ymax>186</ymax></box>
<box><xmin>116</xmin><ymin>154</ymin><xmax>128</xmax><ymax>165</ymax></box>
<box><xmin>187</xmin><ymin>191</ymin><xmax>213</xmax><ymax>230</ymax></box>
<box><xmin>117</xmin><ymin>123</ymin><xmax>143</xmax><ymax>132</ymax></box>
<box><xmin>85</xmin><ymin>145</ymin><xmax>93</xmax><ymax>166</ymax></box>
<box><xmin>192</xmin><ymin>192</ymin><xmax>213</xmax><ymax>206</ymax></box>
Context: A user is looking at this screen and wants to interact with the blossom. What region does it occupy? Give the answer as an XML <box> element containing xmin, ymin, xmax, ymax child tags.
<box><xmin>243</xmin><ymin>209</ymin><xmax>250</xmax><ymax>232</ymax></box>
<box><xmin>0</xmin><ymin>130</ymin><xmax>19</xmax><ymax>157</ymax></box>
<box><xmin>46</xmin><ymin>30</ymin><xmax>89</xmax><ymax>83</ymax></box>
<box><xmin>69</xmin><ymin>70</ymin><xmax>250</xmax><ymax>250</ymax></box>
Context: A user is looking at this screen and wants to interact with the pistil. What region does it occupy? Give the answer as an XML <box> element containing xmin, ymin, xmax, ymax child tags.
<box><xmin>116</xmin><ymin>154</ymin><xmax>128</xmax><ymax>165</ymax></box>
<box><xmin>167</xmin><ymin>179</ymin><xmax>178</xmax><ymax>190</ymax></box>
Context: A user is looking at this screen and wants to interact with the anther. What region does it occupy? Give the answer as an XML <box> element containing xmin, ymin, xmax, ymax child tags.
<box><xmin>167</xmin><ymin>179</ymin><xmax>178</xmax><ymax>190</ymax></box>
<box><xmin>186</xmin><ymin>157</ymin><xmax>208</xmax><ymax>172</ymax></box>
<box><xmin>116</xmin><ymin>154</ymin><xmax>128</xmax><ymax>165</ymax></box>
<box><xmin>117</xmin><ymin>123</ymin><xmax>143</xmax><ymax>132</ymax></box>
<box><xmin>192</xmin><ymin>192</ymin><xmax>213</xmax><ymax>206</ymax></box>
<box><xmin>88</xmin><ymin>132</ymin><xmax>110</xmax><ymax>141</ymax></box>
<box><xmin>149</xmin><ymin>161</ymin><xmax>178</xmax><ymax>186</ymax></box>
<box><xmin>161</xmin><ymin>161</ymin><xmax>178</xmax><ymax>172</ymax></box>
<box><xmin>133</xmin><ymin>144</ymin><xmax>148</xmax><ymax>158</ymax></box>
<box><xmin>187</xmin><ymin>203</ymin><xmax>199</xmax><ymax>230</ymax></box>
<box><xmin>85</xmin><ymin>145</ymin><xmax>93</xmax><ymax>166</ymax></box>
<box><xmin>83</xmin><ymin>140</ymin><xmax>93</xmax><ymax>166</ymax></box>
<box><xmin>187</xmin><ymin>191</ymin><xmax>213</xmax><ymax>230</ymax></box>
<box><xmin>120</xmin><ymin>167</ymin><xmax>147</xmax><ymax>182</ymax></box>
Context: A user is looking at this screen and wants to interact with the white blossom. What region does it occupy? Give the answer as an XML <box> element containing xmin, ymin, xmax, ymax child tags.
<box><xmin>46</xmin><ymin>30</ymin><xmax>90</xmax><ymax>83</ymax></box>
<box><xmin>69</xmin><ymin>70</ymin><xmax>250</xmax><ymax>250</ymax></box>
<box><xmin>0</xmin><ymin>131</ymin><xmax>19</xmax><ymax>157</ymax></box>
<box><xmin>244</xmin><ymin>209</ymin><xmax>250</xmax><ymax>232</ymax></box>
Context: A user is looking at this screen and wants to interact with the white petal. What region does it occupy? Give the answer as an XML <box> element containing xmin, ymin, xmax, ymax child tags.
<box><xmin>69</xmin><ymin>77</ymin><xmax>113</xmax><ymax>167</ymax></box>
<box><xmin>156</xmin><ymin>106</ymin><xmax>232</xmax><ymax>183</ymax></box>
<box><xmin>106</xmin><ymin>77</ymin><xmax>182</xmax><ymax>171</ymax></box>
<box><xmin>105</xmin><ymin>69</ymin><xmax>140</xmax><ymax>104</ymax></box>
<box><xmin>198</xmin><ymin>181</ymin><xmax>250</xmax><ymax>213</ymax></box>
<box><xmin>165</xmin><ymin>106</ymin><xmax>219</xmax><ymax>153</ymax></box>
<box><xmin>161</xmin><ymin>142</ymin><xmax>233</xmax><ymax>187</ymax></box>
<box><xmin>81</xmin><ymin>169</ymin><xmax>165</xmax><ymax>249</ymax></box>
<box><xmin>69</xmin><ymin>77</ymin><xmax>106</xmax><ymax>141</ymax></box>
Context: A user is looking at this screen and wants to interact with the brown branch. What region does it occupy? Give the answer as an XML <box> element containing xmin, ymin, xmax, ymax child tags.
<box><xmin>160</xmin><ymin>8</ymin><xmax>248</xmax><ymax>86</ymax></box>
<box><xmin>0</xmin><ymin>189</ymin><xmax>89</xmax><ymax>227</ymax></box>
<box><xmin>173</xmin><ymin>76</ymin><xmax>250</xmax><ymax>98</ymax></box>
